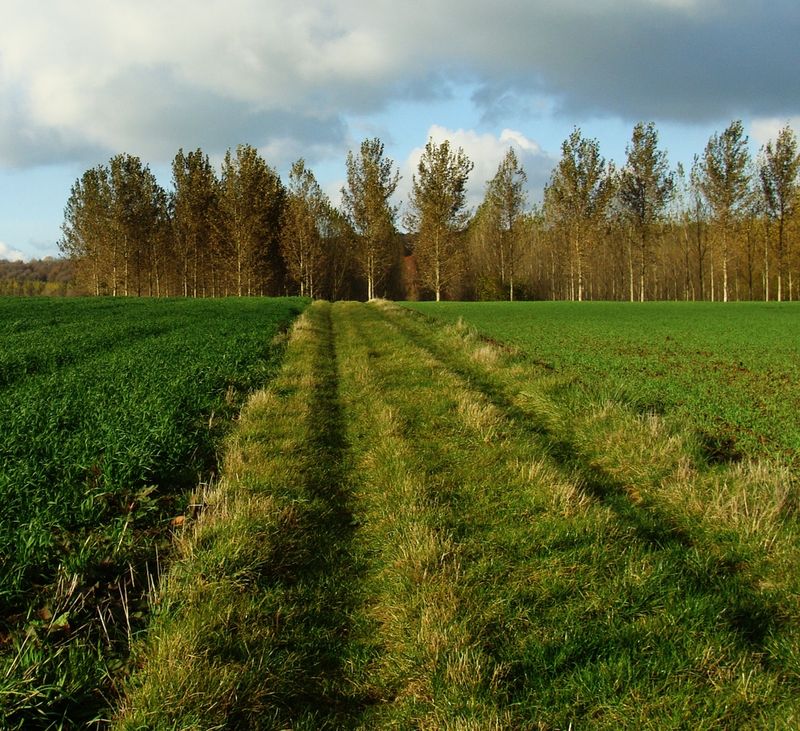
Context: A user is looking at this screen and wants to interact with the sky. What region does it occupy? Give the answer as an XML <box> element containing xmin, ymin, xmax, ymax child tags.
<box><xmin>1</xmin><ymin>0</ymin><xmax>799</xmax><ymax>261</ymax></box>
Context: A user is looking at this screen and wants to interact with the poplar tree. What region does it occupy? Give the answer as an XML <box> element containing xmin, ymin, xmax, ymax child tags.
<box><xmin>697</xmin><ymin>120</ymin><xmax>751</xmax><ymax>302</ymax></box>
<box><xmin>319</xmin><ymin>202</ymin><xmax>357</xmax><ymax>300</ymax></box>
<box><xmin>146</xmin><ymin>185</ymin><xmax>171</xmax><ymax>297</ymax></box>
<box><xmin>61</xmin><ymin>159</ymin><xmax>166</xmax><ymax>296</ymax></box>
<box><xmin>466</xmin><ymin>199</ymin><xmax>503</xmax><ymax>299</ymax></box>
<box><xmin>172</xmin><ymin>148</ymin><xmax>221</xmax><ymax>297</ymax></box>
<box><xmin>405</xmin><ymin>138</ymin><xmax>473</xmax><ymax>301</ymax></box>
<box><xmin>281</xmin><ymin>159</ymin><xmax>326</xmax><ymax>298</ymax></box>
<box><xmin>689</xmin><ymin>156</ymin><xmax>711</xmax><ymax>300</ymax></box>
<box><xmin>617</xmin><ymin>122</ymin><xmax>674</xmax><ymax>301</ymax></box>
<box><xmin>759</xmin><ymin>124</ymin><xmax>800</xmax><ymax>301</ymax></box>
<box><xmin>544</xmin><ymin>128</ymin><xmax>613</xmax><ymax>301</ymax></box>
<box><xmin>341</xmin><ymin>137</ymin><xmax>400</xmax><ymax>300</ymax></box>
<box><xmin>484</xmin><ymin>148</ymin><xmax>528</xmax><ymax>301</ymax></box>
<box><xmin>108</xmin><ymin>154</ymin><xmax>166</xmax><ymax>297</ymax></box>
<box><xmin>220</xmin><ymin>144</ymin><xmax>285</xmax><ymax>296</ymax></box>
<box><xmin>60</xmin><ymin>165</ymin><xmax>112</xmax><ymax>295</ymax></box>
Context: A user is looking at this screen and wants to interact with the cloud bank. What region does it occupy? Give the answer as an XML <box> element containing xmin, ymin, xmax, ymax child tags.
<box><xmin>1</xmin><ymin>0</ymin><xmax>798</xmax><ymax>168</ymax></box>
<box><xmin>401</xmin><ymin>126</ymin><xmax>556</xmax><ymax>213</ymax></box>
<box><xmin>0</xmin><ymin>241</ymin><xmax>26</xmax><ymax>262</ymax></box>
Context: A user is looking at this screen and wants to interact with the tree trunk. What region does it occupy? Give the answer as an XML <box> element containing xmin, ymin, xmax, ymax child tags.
<box><xmin>639</xmin><ymin>230</ymin><xmax>646</xmax><ymax>302</ymax></box>
<box><xmin>627</xmin><ymin>235</ymin><xmax>634</xmax><ymax>302</ymax></box>
<box><xmin>764</xmin><ymin>230</ymin><xmax>770</xmax><ymax>301</ymax></box>
<box><xmin>575</xmin><ymin>231</ymin><xmax>583</xmax><ymax>302</ymax></box>
<box><xmin>777</xmin><ymin>216</ymin><xmax>784</xmax><ymax>302</ymax></box>
<box><xmin>722</xmin><ymin>228</ymin><xmax>729</xmax><ymax>303</ymax></box>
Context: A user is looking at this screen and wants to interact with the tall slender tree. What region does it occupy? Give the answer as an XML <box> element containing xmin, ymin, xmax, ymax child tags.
<box><xmin>484</xmin><ymin>148</ymin><xmax>528</xmax><ymax>301</ymax></box>
<box><xmin>59</xmin><ymin>165</ymin><xmax>112</xmax><ymax>295</ymax></box>
<box><xmin>341</xmin><ymin>138</ymin><xmax>400</xmax><ymax>300</ymax></box>
<box><xmin>688</xmin><ymin>156</ymin><xmax>711</xmax><ymax>300</ymax></box>
<box><xmin>220</xmin><ymin>144</ymin><xmax>285</xmax><ymax>296</ymax></box>
<box><xmin>319</xmin><ymin>202</ymin><xmax>357</xmax><ymax>300</ymax></box>
<box><xmin>697</xmin><ymin>120</ymin><xmax>751</xmax><ymax>302</ymax></box>
<box><xmin>172</xmin><ymin>148</ymin><xmax>221</xmax><ymax>297</ymax></box>
<box><xmin>759</xmin><ymin>124</ymin><xmax>800</xmax><ymax>302</ymax></box>
<box><xmin>405</xmin><ymin>138</ymin><xmax>473</xmax><ymax>301</ymax></box>
<box><xmin>545</xmin><ymin>128</ymin><xmax>613</xmax><ymax>301</ymax></box>
<box><xmin>108</xmin><ymin>154</ymin><xmax>165</xmax><ymax>297</ymax></box>
<box><xmin>281</xmin><ymin>159</ymin><xmax>327</xmax><ymax>298</ymax></box>
<box><xmin>466</xmin><ymin>199</ymin><xmax>504</xmax><ymax>300</ymax></box>
<box><xmin>146</xmin><ymin>184</ymin><xmax>171</xmax><ymax>297</ymax></box>
<box><xmin>617</xmin><ymin>122</ymin><xmax>674</xmax><ymax>301</ymax></box>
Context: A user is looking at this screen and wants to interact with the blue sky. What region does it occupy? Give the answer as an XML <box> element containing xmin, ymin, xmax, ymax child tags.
<box><xmin>1</xmin><ymin>0</ymin><xmax>799</xmax><ymax>261</ymax></box>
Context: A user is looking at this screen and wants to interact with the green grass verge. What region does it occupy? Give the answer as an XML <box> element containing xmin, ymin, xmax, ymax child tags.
<box><xmin>402</xmin><ymin>300</ymin><xmax>800</xmax><ymax>468</ymax></box>
<box><xmin>114</xmin><ymin>300</ymin><xmax>800</xmax><ymax>729</ymax></box>
<box><xmin>114</xmin><ymin>302</ymin><xmax>373</xmax><ymax>729</ymax></box>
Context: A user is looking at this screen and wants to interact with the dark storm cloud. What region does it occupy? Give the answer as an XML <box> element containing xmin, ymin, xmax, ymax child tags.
<box><xmin>467</xmin><ymin>0</ymin><xmax>800</xmax><ymax>122</ymax></box>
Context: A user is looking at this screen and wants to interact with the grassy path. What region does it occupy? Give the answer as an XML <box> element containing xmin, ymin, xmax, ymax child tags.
<box><xmin>115</xmin><ymin>301</ymin><xmax>800</xmax><ymax>729</ymax></box>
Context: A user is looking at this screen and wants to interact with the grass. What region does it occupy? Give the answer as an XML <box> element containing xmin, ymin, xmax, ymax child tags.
<box><xmin>0</xmin><ymin>296</ymin><xmax>306</xmax><ymax>729</ymax></box>
<box><xmin>114</xmin><ymin>300</ymin><xmax>800</xmax><ymax>728</ymax></box>
<box><xmin>402</xmin><ymin>300</ymin><xmax>800</xmax><ymax>467</ymax></box>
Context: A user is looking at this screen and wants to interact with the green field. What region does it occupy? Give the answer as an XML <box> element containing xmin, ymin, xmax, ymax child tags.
<box><xmin>405</xmin><ymin>301</ymin><xmax>800</xmax><ymax>467</ymax></box>
<box><xmin>2</xmin><ymin>299</ymin><xmax>799</xmax><ymax>728</ymax></box>
<box><xmin>116</xmin><ymin>301</ymin><xmax>800</xmax><ymax>729</ymax></box>
<box><xmin>0</xmin><ymin>297</ymin><xmax>306</xmax><ymax>728</ymax></box>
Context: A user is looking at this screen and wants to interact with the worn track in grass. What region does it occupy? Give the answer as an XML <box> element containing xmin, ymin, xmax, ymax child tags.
<box><xmin>116</xmin><ymin>301</ymin><xmax>800</xmax><ymax>730</ymax></box>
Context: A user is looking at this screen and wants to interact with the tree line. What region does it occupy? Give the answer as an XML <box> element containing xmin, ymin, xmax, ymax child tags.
<box><xmin>0</xmin><ymin>258</ymin><xmax>75</xmax><ymax>297</ymax></box>
<box><xmin>60</xmin><ymin>121</ymin><xmax>800</xmax><ymax>301</ymax></box>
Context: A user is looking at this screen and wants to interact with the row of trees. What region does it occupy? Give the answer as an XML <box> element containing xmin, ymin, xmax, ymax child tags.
<box><xmin>531</xmin><ymin>120</ymin><xmax>799</xmax><ymax>303</ymax></box>
<box><xmin>0</xmin><ymin>258</ymin><xmax>75</xmax><ymax>296</ymax></box>
<box><xmin>61</xmin><ymin>121</ymin><xmax>800</xmax><ymax>301</ymax></box>
<box><xmin>61</xmin><ymin>142</ymin><xmax>407</xmax><ymax>300</ymax></box>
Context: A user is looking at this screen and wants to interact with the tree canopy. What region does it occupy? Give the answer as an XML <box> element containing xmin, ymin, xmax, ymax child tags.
<box><xmin>58</xmin><ymin>121</ymin><xmax>800</xmax><ymax>303</ymax></box>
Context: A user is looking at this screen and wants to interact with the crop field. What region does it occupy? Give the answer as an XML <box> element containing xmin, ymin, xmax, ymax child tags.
<box><xmin>113</xmin><ymin>300</ymin><xmax>800</xmax><ymax>729</ymax></box>
<box><xmin>0</xmin><ymin>296</ymin><xmax>306</xmax><ymax>728</ymax></box>
<box><xmin>406</xmin><ymin>301</ymin><xmax>800</xmax><ymax>468</ymax></box>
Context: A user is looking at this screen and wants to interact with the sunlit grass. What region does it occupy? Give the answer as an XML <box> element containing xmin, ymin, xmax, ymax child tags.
<box><xmin>114</xmin><ymin>299</ymin><xmax>800</xmax><ymax>727</ymax></box>
<box><xmin>404</xmin><ymin>300</ymin><xmax>800</xmax><ymax>468</ymax></box>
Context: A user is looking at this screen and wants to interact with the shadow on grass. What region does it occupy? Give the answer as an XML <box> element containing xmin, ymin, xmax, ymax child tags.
<box><xmin>240</xmin><ymin>302</ymin><xmax>376</xmax><ymax>729</ymax></box>
<box><xmin>383</xmin><ymin>305</ymin><xmax>786</xmax><ymax>661</ymax></box>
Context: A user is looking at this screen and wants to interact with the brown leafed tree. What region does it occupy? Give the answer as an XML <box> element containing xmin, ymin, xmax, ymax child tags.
<box><xmin>759</xmin><ymin>124</ymin><xmax>800</xmax><ymax>301</ymax></box>
<box><xmin>172</xmin><ymin>148</ymin><xmax>222</xmax><ymax>297</ymax></box>
<box><xmin>59</xmin><ymin>165</ymin><xmax>112</xmax><ymax>295</ymax></box>
<box><xmin>617</xmin><ymin>122</ymin><xmax>674</xmax><ymax>301</ymax></box>
<box><xmin>544</xmin><ymin>128</ymin><xmax>614</xmax><ymax>301</ymax></box>
<box><xmin>483</xmin><ymin>148</ymin><xmax>528</xmax><ymax>301</ymax></box>
<box><xmin>318</xmin><ymin>202</ymin><xmax>357</xmax><ymax>301</ymax></box>
<box><xmin>281</xmin><ymin>159</ymin><xmax>327</xmax><ymax>298</ymax></box>
<box><xmin>697</xmin><ymin>120</ymin><xmax>751</xmax><ymax>302</ymax></box>
<box><xmin>61</xmin><ymin>158</ymin><xmax>167</xmax><ymax>297</ymax></box>
<box><xmin>220</xmin><ymin>144</ymin><xmax>285</xmax><ymax>296</ymax></box>
<box><xmin>405</xmin><ymin>138</ymin><xmax>473</xmax><ymax>301</ymax></box>
<box><xmin>341</xmin><ymin>138</ymin><xmax>400</xmax><ymax>300</ymax></box>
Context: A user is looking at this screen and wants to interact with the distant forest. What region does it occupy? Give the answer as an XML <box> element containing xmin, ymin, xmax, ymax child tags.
<box><xmin>0</xmin><ymin>258</ymin><xmax>75</xmax><ymax>296</ymax></box>
<box><xmin>59</xmin><ymin>120</ymin><xmax>800</xmax><ymax>302</ymax></box>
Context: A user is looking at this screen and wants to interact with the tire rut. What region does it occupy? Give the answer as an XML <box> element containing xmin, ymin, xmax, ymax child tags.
<box><xmin>371</xmin><ymin>301</ymin><xmax>789</xmax><ymax>667</ymax></box>
<box><xmin>332</xmin><ymin>301</ymin><xmax>516</xmax><ymax>726</ymax></box>
<box><xmin>262</xmin><ymin>301</ymin><xmax>377</xmax><ymax>729</ymax></box>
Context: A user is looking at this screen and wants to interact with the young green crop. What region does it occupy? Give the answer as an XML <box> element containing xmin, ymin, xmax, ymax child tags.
<box><xmin>0</xmin><ymin>296</ymin><xmax>306</xmax><ymax>729</ymax></box>
<box><xmin>403</xmin><ymin>301</ymin><xmax>800</xmax><ymax>468</ymax></box>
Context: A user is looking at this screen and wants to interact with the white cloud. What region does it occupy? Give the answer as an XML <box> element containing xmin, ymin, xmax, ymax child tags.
<box><xmin>750</xmin><ymin>117</ymin><xmax>800</xmax><ymax>150</ymax></box>
<box><xmin>400</xmin><ymin>125</ymin><xmax>557</xmax><ymax>214</ymax></box>
<box><xmin>0</xmin><ymin>0</ymin><xmax>798</xmax><ymax>168</ymax></box>
<box><xmin>0</xmin><ymin>242</ymin><xmax>26</xmax><ymax>262</ymax></box>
